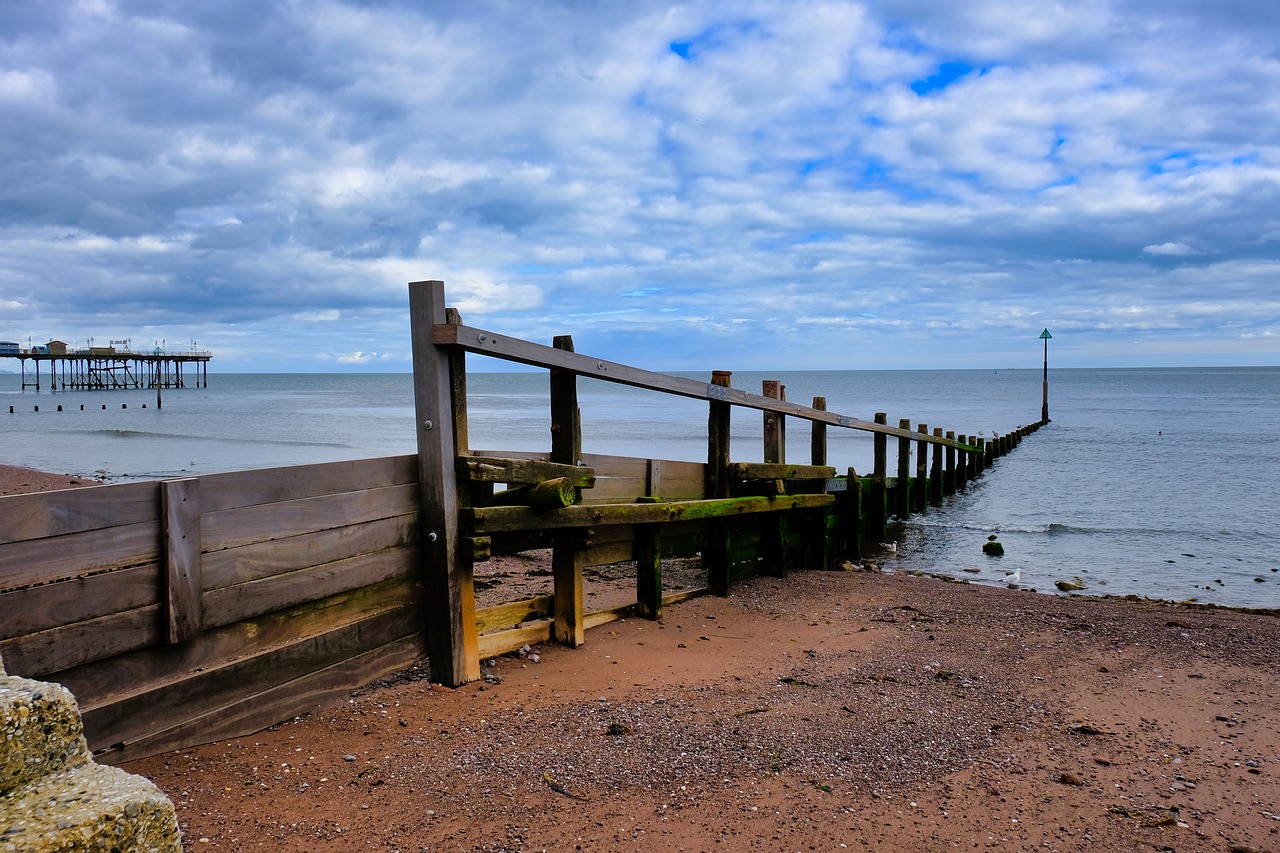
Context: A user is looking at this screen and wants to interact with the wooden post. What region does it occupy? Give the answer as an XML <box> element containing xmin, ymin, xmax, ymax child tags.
<box><xmin>811</xmin><ymin>397</ymin><xmax>827</xmax><ymax>466</ymax></box>
<box><xmin>944</xmin><ymin>430</ymin><xmax>956</xmax><ymax>495</ymax></box>
<box><xmin>929</xmin><ymin>428</ymin><xmax>944</xmax><ymax>505</ymax></box>
<box><xmin>956</xmin><ymin>434</ymin><xmax>969</xmax><ymax>490</ymax></box>
<box><xmin>635</xmin><ymin>525</ymin><xmax>662</xmax><ymax>619</ymax></box>
<box><xmin>762</xmin><ymin>380</ymin><xmax>784</xmax><ymax>464</ymax></box>
<box><xmin>550</xmin><ymin>335</ymin><xmax>584</xmax><ymax>647</ymax></box>
<box><xmin>706</xmin><ymin>370</ymin><xmax>732</xmax><ymax>595</ymax></box>
<box><xmin>409</xmin><ymin>280</ymin><xmax>479</xmax><ymax>686</ymax></box>
<box><xmin>896</xmin><ymin>418</ymin><xmax>912</xmax><ymax>520</ymax></box>
<box><xmin>872</xmin><ymin>413</ymin><xmax>887</xmax><ymax>541</ymax></box>
<box><xmin>915</xmin><ymin>423</ymin><xmax>928</xmax><ymax>513</ymax></box>
<box><xmin>843</xmin><ymin>466</ymin><xmax>862</xmax><ymax>561</ymax></box>
<box><xmin>162</xmin><ymin>477</ymin><xmax>202</xmax><ymax>644</ymax></box>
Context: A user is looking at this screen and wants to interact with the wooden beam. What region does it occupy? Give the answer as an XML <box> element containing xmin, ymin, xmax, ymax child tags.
<box><xmin>762</xmin><ymin>380</ymin><xmax>784</xmax><ymax>464</ymax></box>
<box><xmin>706</xmin><ymin>370</ymin><xmax>732</xmax><ymax>596</ymax></box>
<box><xmin>549</xmin><ymin>335</ymin><xmax>585</xmax><ymax>647</ymax></box>
<box><xmin>468</xmin><ymin>493</ymin><xmax>834</xmax><ymax>533</ymax></box>
<box><xmin>811</xmin><ymin>396</ymin><xmax>827</xmax><ymax>466</ymax></box>
<box><xmin>729</xmin><ymin>462</ymin><xmax>836</xmax><ymax>481</ymax></box>
<box><xmin>457</xmin><ymin>456</ymin><xmax>595</xmax><ymax>486</ymax></box>
<box><xmin>409</xmin><ymin>280</ymin><xmax>479</xmax><ymax>686</ymax></box>
<box><xmin>635</xmin><ymin>525</ymin><xmax>661</xmax><ymax>620</ymax></box>
<box><xmin>162</xmin><ymin>478</ymin><xmax>202</xmax><ymax>644</ymax></box>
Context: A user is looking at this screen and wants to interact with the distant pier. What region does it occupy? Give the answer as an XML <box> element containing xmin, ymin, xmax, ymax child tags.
<box><xmin>1</xmin><ymin>346</ymin><xmax>211</xmax><ymax>391</ymax></box>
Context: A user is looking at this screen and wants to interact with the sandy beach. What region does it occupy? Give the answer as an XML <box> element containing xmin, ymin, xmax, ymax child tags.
<box><xmin>5</xmin><ymin>464</ymin><xmax>1278</xmax><ymax>851</ymax></box>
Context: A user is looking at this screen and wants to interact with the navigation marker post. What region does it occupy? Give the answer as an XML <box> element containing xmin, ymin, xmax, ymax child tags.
<box><xmin>1040</xmin><ymin>328</ymin><xmax>1052</xmax><ymax>423</ymax></box>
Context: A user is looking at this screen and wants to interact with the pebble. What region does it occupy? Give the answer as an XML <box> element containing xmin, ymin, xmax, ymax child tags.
<box><xmin>342</xmin><ymin>755</ymin><xmax>356</xmax><ymax>762</ymax></box>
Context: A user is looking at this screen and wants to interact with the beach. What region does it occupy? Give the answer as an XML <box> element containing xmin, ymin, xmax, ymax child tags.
<box><xmin>5</xmin><ymin>463</ymin><xmax>1278</xmax><ymax>850</ymax></box>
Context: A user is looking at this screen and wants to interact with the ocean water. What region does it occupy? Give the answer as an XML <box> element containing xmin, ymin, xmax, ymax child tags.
<box><xmin>2</xmin><ymin>366</ymin><xmax>1276</xmax><ymax>609</ymax></box>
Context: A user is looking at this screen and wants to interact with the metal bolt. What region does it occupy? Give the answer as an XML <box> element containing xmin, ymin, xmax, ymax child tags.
<box><xmin>428</xmin><ymin>531</ymin><xmax>438</xmax><ymax>542</ymax></box>
<box><xmin>597</xmin><ymin>361</ymin><xmax>605</xmax><ymax>370</ymax></box>
<box><xmin>478</xmin><ymin>333</ymin><xmax>487</xmax><ymax>343</ymax></box>
<box><xmin>424</xmin><ymin>420</ymin><xmax>433</xmax><ymax>430</ymax></box>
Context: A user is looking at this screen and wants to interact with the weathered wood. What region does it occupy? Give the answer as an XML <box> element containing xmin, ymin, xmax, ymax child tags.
<box><xmin>914</xmin><ymin>424</ymin><xmax>929</xmax><ymax>513</ymax></box>
<box><xmin>202</xmin><ymin>545</ymin><xmax>414</xmax><ymax>629</ymax></box>
<box><xmin>199</xmin><ymin>484</ymin><xmax>417</xmax><ymax>553</ymax></box>
<box><xmin>729</xmin><ymin>462</ymin><xmax>836</xmax><ymax>481</ymax></box>
<box><xmin>550</xmin><ymin>336</ymin><xmax>582</xmax><ymax>466</ymax></box>
<box><xmin>645</xmin><ymin>458</ymin><xmax>663</xmax><ymax>500</ymax></box>
<box><xmin>80</xmin><ymin>603</ymin><xmax>420</xmax><ymax>754</ymax></box>
<box><xmin>706</xmin><ymin>370</ymin><xmax>732</xmax><ymax>596</ymax></box>
<box><xmin>945</xmin><ymin>431</ymin><xmax>957</xmax><ymax>495</ymax></box>
<box><xmin>162</xmin><ymin>478</ymin><xmax>202</xmax><ymax>644</ymax></box>
<box><xmin>0</xmin><ymin>522</ymin><xmax>161</xmax><ymax>593</ymax></box>
<box><xmin>201</xmin><ymin>513</ymin><xmax>417</xmax><ymax>590</ymax></box>
<box><xmin>477</xmin><ymin>620</ymin><xmax>552</xmax><ymax>659</ymax></box>
<box><xmin>552</xmin><ymin>532</ymin><xmax>584</xmax><ymax>647</ymax></box>
<box><xmin>528</xmin><ymin>477</ymin><xmax>578</xmax><ymax>511</ymax></box>
<box><xmin>434</xmin><ymin>322</ymin><xmax>954</xmax><ymax>444</ymax></box>
<box><xmin>0</xmin><ymin>564</ymin><xmax>159</xmax><ymax>641</ymax></box>
<box><xmin>930</xmin><ymin>428</ymin><xmax>944</xmax><ymax>505</ymax></box>
<box><xmin>463</xmin><ymin>536</ymin><xmax>491</xmax><ymax>563</ymax></box>
<box><xmin>458</xmin><ymin>456</ymin><xmax>595</xmax><ymax>487</ymax></box>
<box><xmin>956</xmin><ymin>434</ymin><xmax>969</xmax><ymax>489</ymax></box>
<box><xmin>446</xmin><ymin>307</ymin><xmax>470</xmax><ymax>459</ymax></box>
<box><xmin>762</xmin><ymin>380</ymin><xmax>784</xmax><ymax>464</ymax></box>
<box><xmin>871</xmin><ymin>413</ymin><xmax>888</xmax><ymax>541</ymax></box>
<box><xmin>95</xmin><ymin>632</ymin><xmax>427</xmax><ymax>766</ymax></box>
<box><xmin>197</xmin><ymin>455</ymin><xmax>418</xmax><ymax>514</ymax></box>
<box><xmin>896</xmin><ymin>418</ymin><xmax>912</xmax><ymax>520</ymax></box>
<box><xmin>410</xmin><ymin>279</ymin><xmax>479</xmax><ymax>686</ymax></box>
<box><xmin>60</xmin><ymin>578</ymin><xmax>417</xmax><ymax>712</ymax></box>
<box><xmin>811</xmin><ymin>397</ymin><xmax>827</xmax><ymax>466</ymax></box>
<box><xmin>476</xmin><ymin>595</ymin><xmax>554</xmax><ymax>634</ymax></box>
<box><xmin>0</xmin><ymin>481</ymin><xmax>158</xmax><ymax>545</ymax></box>
<box><xmin>0</xmin><ymin>603</ymin><xmax>161</xmax><ymax>679</ymax></box>
<box><xmin>635</xmin><ymin>526</ymin><xmax>662</xmax><ymax>620</ymax></box>
<box><xmin>469</xmin><ymin>493</ymin><xmax>834</xmax><ymax>533</ymax></box>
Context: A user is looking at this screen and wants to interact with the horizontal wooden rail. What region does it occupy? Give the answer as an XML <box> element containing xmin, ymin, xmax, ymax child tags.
<box><xmin>433</xmin><ymin>322</ymin><xmax>977</xmax><ymax>448</ymax></box>
<box><xmin>468</xmin><ymin>494</ymin><xmax>833</xmax><ymax>533</ymax></box>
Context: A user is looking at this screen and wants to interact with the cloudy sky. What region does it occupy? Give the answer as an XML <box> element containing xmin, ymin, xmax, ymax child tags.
<box><xmin>2</xmin><ymin>0</ymin><xmax>1278</xmax><ymax>373</ymax></box>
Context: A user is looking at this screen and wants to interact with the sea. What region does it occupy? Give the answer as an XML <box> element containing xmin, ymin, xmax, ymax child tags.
<box><xmin>2</xmin><ymin>366</ymin><xmax>1277</xmax><ymax>610</ymax></box>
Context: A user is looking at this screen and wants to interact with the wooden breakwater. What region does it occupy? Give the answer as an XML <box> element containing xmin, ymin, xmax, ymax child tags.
<box><xmin>0</xmin><ymin>280</ymin><xmax>1046</xmax><ymax>763</ymax></box>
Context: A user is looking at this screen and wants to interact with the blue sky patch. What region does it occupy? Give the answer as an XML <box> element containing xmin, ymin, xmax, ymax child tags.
<box><xmin>910</xmin><ymin>62</ymin><xmax>973</xmax><ymax>96</ymax></box>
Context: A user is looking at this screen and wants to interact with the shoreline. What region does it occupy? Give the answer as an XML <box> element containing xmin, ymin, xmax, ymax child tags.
<box><xmin>0</xmin><ymin>462</ymin><xmax>94</xmax><ymax>495</ymax></box>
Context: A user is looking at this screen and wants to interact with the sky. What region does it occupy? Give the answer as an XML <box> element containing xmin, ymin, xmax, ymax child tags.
<box><xmin>2</xmin><ymin>0</ymin><xmax>1279</xmax><ymax>373</ymax></box>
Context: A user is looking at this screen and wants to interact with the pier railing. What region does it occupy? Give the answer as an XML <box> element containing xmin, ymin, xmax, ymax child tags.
<box><xmin>0</xmin><ymin>279</ymin><xmax>1045</xmax><ymax>763</ymax></box>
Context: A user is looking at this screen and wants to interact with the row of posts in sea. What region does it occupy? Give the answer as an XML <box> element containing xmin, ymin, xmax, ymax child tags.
<box><xmin>2</xmin><ymin>350</ymin><xmax>211</xmax><ymax>391</ymax></box>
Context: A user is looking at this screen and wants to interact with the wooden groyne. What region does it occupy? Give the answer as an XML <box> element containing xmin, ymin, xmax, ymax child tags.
<box><xmin>0</xmin><ymin>280</ymin><xmax>1045</xmax><ymax>763</ymax></box>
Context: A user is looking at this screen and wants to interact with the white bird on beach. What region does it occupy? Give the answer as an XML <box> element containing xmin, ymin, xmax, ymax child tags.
<box><xmin>1004</xmin><ymin>568</ymin><xmax>1021</xmax><ymax>586</ymax></box>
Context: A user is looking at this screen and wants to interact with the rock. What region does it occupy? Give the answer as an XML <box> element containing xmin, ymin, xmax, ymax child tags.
<box><xmin>982</xmin><ymin>541</ymin><xmax>1004</xmax><ymax>556</ymax></box>
<box><xmin>1055</xmin><ymin>577</ymin><xmax>1087</xmax><ymax>591</ymax></box>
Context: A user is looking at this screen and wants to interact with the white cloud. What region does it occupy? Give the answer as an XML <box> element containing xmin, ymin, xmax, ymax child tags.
<box><xmin>1142</xmin><ymin>242</ymin><xmax>1196</xmax><ymax>256</ymax></box>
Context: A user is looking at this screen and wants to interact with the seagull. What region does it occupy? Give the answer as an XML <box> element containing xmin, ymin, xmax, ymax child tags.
<box><xmin>885</xmin><ymin>542</ymin><xmax>897</xmax><ymax>554</ymax></box>
<box><xmin>1004</xmin><ymin>568</ymin><xmax>1021</xmax><ymax>586</ymax></box>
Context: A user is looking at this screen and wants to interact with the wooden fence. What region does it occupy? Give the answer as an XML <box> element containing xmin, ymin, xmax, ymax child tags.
<box><xmin>0</xmin><ymin>279</ymin><xmax>1044</xmax><ymax>763</ymax></box>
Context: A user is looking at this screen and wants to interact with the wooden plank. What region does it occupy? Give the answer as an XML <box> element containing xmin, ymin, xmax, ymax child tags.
<box><xmin>584</xmin><ymin>603</ymin><xmax>633</xmax><ymax>631</ymax></box>
<box><xmin>410</xmin><ymin>280</ymin><xmax>479</xmax><ymax>686</ymax></box>
<box><xmin>635</xmin><ymin>526</ymin><xmax>661</xmax><ymax>620</ymax></box>
<box><xmin>80</xmin><ymin>604</ymin><xmax>420</xmax><ymax>754</ymax></box>
<box><xmin>0</xmin><ymin>564</ymin><xmax>159</xmax><ymax>641</ymax></box>
<box><xmin>446</xmin><ymin>307</ymin><xmax>470</xmax><ymax>459</ymax></box>
<box><xmin>470</xmin><ymin>493</ymin><xmax>833</xmax><ymax>533</ymax></box>
<box><xmin>97</xmin><ymin>633</ymin><xmax>427</xmax><ymax>766</ymax></box>
<box><xmin>200</xmin><ymin>483</ymin><xmax>418</xmax><ymax>552</ymax></box>
<box><xmin>477</xmin><ymin>621</ymin><xmax>551</xmax><ymax>659</ymax></box>
<box><xmin>0</xmin><ymin>604</ymin><xmax>161</xmax><ymax>679</ymax></box>
<box><xmin>646</xmin><ymin>459</ymin><xmax>663</xmax><ymax>500</ymax></box>
<box><xmin>202</xmin><ymin>545</ymin><xmax>415</xmax><ymax>629</ymax></box>
<box><xmin>476</xmin><ymin>595</ymin><xmax>555</xmax><ymax>634</ymax></box>
<box><xmin>196</xmin><ymin>455</ymin><xmax>418</xmax><ymax>513</ymax></box>
<box><xmin>201</xmin><ymin>513</ymin><xmax>417</xmax><ymax>591</ymax></box>
<box><xmin>458</xmin><ymin>456</ymin><xmax>595</xmax><ymax>487</ymax></box>
<box><xmin>58</xmin><ymin>578</ymin><xmax>418</xmax><ymax>712</ymax></box>
<box><xmin>162</xmin><ymin>478</ymin><xmax>202</xmax><ymax>644</ymax></box>
<box><xmin>729</xmin><ymin>462</ymin><xmax>837</xmax><ymax>481</ymax></box>
<box><xmin>434</xmin><ymin>323</ymin><xmax>956</xmax><ymax>444</ymax></box>
<box><xmin>0</xmin><ymin>522</ymin><xmax>161</xmax><ymax>593</ymax></box>
<box><xmin>896</xmin><ymin>418</ymin><xmax>912</xmax><ymax>520</ymax></box>
<box><xmin>0</xmin><ymin>481</ymin><xmax>158</xmax><ymax>545</ymax></box>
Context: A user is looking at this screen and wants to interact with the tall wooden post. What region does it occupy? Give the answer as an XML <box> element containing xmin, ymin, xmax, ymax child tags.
<box><xmin>956</xmin><ymin>434</ymin><xmax>969</xmax><ymax>490</ymax></box>
<box><xmin>811</xmin><ymin>397</ymin><xmax>827</xmax><ymax>466</ymax></box>
<box><xmin>409</xmin><ymin>280</ymin><xmax>479</xmax><ymax>686</ymax></box>
<box><xmin>762</xmin><ymin>380</ymin><xmax>784</xmax><ymax>464</ymax></box>
<box><xmin>550</xmin><ymin>335</ymin><xmax>585</xmax><ymax>647</ymax></box>
<box><xmin>872</xmin><ymin>413</ymin><xmax>888</xmax><ymax>541</ymax></box>
<box><xmin>929</xmin><ymin>428</ymin><xmax>944</xmax><ymax>505</ymax></box>
<box><xmin>915</xmin><ymin>423</ymin><xmax>928</xmax><ymax>513</ymax></box>
<box><xmin>706</xmin><ymin>370</ymin><xmax>732</xmax><ymax>595</ymax></box>
<box><xmin>944</xmin><ymin>430</ymin><xmax>956</xmax><ymax>495</ymax></box>
<box><xmin>896</xmin><ymin>418</ymin><xmax>912</xmax><ymax>520</ymax></box>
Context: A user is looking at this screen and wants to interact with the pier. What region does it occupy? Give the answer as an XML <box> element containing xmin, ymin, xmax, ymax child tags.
<box><xmin>2</xmin><ymin>347</ymin><xmax>211</xmax><ymax>390</ymax></box>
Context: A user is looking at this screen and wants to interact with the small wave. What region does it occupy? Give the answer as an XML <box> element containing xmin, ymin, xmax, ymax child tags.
<box><xmin>82</xmin><ymin>428</ymin><xmax>348</xmax><ymax>448</ymax></box>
